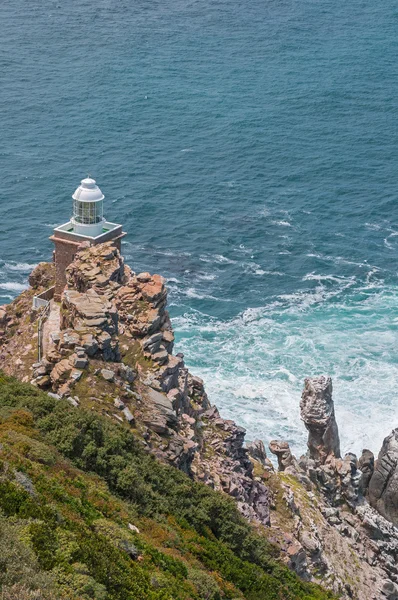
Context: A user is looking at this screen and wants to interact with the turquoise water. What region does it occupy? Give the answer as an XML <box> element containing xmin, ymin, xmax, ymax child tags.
<box><xmin>1</xmin><ymin>0</ymin><xmax>398</xmax><ymax>457</ymax></box>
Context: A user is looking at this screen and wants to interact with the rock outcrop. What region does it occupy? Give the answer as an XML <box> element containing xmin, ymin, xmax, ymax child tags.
<box><xmin>0</xmin><ymin>242</ymin><xmax>269</xmax><ymax>527</ymax></box>
<box><xmin>28</xmin><ymin>262</ymin><xmax>55</xmax><ymax>289</ymax></box>
<box><xmin>261</xmin><ymin>378</ymin><xmax>398</xmax><ymax>599</ymax></box>
<box><xmin>359</xmin><ymin>448</ymin><xmax>374</xmax><ymax>495</ymax></box>
<box><xmin>3</xmin><ymin>242</ymin><xmax>398</xmax><ymax>600</ymax></box>
<box><xmin>300</xmin><ymin>376</ymin><xmax>340</xmax><ymax>464</ymax></box>
<box><xmin>369</xmin><ymin>430</ymin><xmax>398</xmax><ymax>525</ymax></box>
<box><xmin>269</xmin><ymin>439</ymin><xmax>298</xmax><ymax>472</ymax></box>
<box><xmin>246</xmin><ymin>438</ymin><xmax>274</xmax><ymax>471</ymax></box>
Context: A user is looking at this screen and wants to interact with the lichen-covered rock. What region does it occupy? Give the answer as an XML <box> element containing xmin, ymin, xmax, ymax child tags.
<box><xmin>300</xmin><ymin>376</ymin><xmax>340</xmax><ymax>464</ymax></box>
<box><xmin>101</xmin><ymin>368</ymin><xmax>115</xmax><ymax>382</ymax></box>
<box><xmin>28</xmin><ymin>262</ymin><xmax>55</xmax><ymax>290</ymax></box>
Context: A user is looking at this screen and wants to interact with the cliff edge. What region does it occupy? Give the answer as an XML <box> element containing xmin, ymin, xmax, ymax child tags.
<box><xmin>1</xmin><ymin>242</ymin><xmax>398</xmax><ymax>600</ymax></box>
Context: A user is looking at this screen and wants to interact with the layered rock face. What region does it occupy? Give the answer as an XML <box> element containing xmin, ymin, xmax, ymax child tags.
<box><xmin>262</xmin><ymin>377</ymin><xmax>398</xmax><ymax>600</ymax></box>
<box><xmin>0</xmin><ymin>242</ymin><xmax>269</xmax><ymax>527</ymax></box>
<box><xmin>369</xmin><ymin>430</ymin><xmax>398</xmax><ymax>525</ymax></box>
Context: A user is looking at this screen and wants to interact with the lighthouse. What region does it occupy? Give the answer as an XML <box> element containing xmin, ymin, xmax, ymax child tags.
<box><xmin>50</xmin><ymin>177</ymin><xmax>126</xmax><ymax>300</ymax></box>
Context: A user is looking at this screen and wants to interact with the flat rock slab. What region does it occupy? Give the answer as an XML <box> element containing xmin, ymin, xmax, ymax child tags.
<box><xmin>146</xmin><ymin>388</ymin><xmax>177</xmax><ymax>425</ymax></box>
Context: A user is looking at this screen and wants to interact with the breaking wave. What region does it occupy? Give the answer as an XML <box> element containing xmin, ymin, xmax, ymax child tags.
<box><xmin>0</xmin><ymin>282</ymin><xmax>28</xmax><ymax>292</ymax></box>
<box><xmin>173</xmin><ymin>282</ymin><xmax>398</xmax><ymax>459</ymax></box>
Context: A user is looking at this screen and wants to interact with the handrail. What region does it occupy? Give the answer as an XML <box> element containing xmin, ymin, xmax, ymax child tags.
<box><xmin>37</xmin><ymin>301</ymin><xmax>51</xmax><ymax>362</ymax></box>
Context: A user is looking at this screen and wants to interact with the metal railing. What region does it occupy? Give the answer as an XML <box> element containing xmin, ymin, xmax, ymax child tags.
<box><xmin>37</xmin><ymin>301</ymin><xmax>51</xmax><ymax>362</ymax></box>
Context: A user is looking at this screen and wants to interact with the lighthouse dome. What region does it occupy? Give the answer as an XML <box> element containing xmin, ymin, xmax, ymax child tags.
<box><xmin>72</xmin><ymin>177</ymin><xmax>105</xmax><ymax>203</ymax></box>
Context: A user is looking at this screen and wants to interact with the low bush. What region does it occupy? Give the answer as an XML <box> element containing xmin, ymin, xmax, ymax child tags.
<box><xmin>0</xmin><ymin>373</ymin><xmax>335</xmax><ymax>600</ymax></box>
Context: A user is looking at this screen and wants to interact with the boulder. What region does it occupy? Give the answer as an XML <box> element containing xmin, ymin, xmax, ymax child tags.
<box><xmin>142</xmin><ymin>332</ymin><xmax>163</xmax><ymax>353</ymax></box>
<box><xmin>300</xmin><ymin>376</ymin><xmax>340</xmax><ymax>464</ymax></box>
<box><xmin>381</xmin><ymin>579</ymin><xmax>398</xmax><ymax>600</ymax></box>
<box><xmin>246</xmin><ymin>439</ymin><xmax>268</xmax><ymax>465</ymax></box>
<box><xmin>369</xmin><ymin>429</ymin><xmax>398</xmax><ymax>525</ymax></box>
<box><xmin>269</xmin><ymin>440</ymin><xmax>298</xmax><ymax>472</ymax></box>
<box><xmin>70</xmin><ymin>369</ymin><xmax>83</xmax><ymax>382</ymax></box>
<box><xmin>73</xmin><ymin>355</ymin><xmax>88</xmax><ymax>370</ymax></box>
<box><xmin>122</xmin><ymin>407</ymin><xmax>135</xmax><ymax>423</ymax></box>
<box><xmin>80</xmin><ymin>333</ymin><xmax>99</xmax><ymax>356</ymax></box>
<box><xmin>152</xmin><ymin>348</ymin><xmax>168</xmax><ymax>365</ymax></box>
<box><xmin>50</xmin><ymin>359</ymin><xmax>72</xmax><ymax>385</ymax></box>
<box><xmin>358</xmin><ymin>448</ymin><xmax>374</xmax><ymax>495</ymax></box>
<box><xmin>146</xmin><ymin>388</ymin><xmax>177</xmax><ymax>427</ymax></box>
<box><xmin>101</xmin><ymin>369</ymin><xmax>115</xmax><ymax>383</ymax></box>
<box><xmin>118</xmin><ymin>363</ymin><xmax>137</xmax><ymax>384</ymax></box>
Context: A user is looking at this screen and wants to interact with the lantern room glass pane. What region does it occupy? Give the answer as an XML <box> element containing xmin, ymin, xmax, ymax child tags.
<box><xmin>73</xmin><ymin>200</ymin><xmax>103</xmax><ymax>224</ymax></box>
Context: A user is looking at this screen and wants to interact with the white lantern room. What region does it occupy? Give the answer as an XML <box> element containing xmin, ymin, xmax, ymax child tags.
<box><xmin>71</xmin><ymin>177</ymin><xmax>105</xmax><ymax>237</ymax></box>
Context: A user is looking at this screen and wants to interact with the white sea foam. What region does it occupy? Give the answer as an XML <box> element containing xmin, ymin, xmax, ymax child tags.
<box><xmin>3</xmin><ymin>261</ymin><xmax>37</xmax><ymax>272</ymax></box>
<box><xmin>306</xmin><ymin>252</ymin><xmax>380</xmax><ymax>271</ymax></box>
<box><xmin>0</xmin><ymin>282</ymin><xmax>28</xmax><ymax>292</ymax></box>
<box><xmin>157</xmin><ymin>249</ymin><xmax>192</xmax><ymax>258</ymax></box>
<box><xmin>199</xmin><ymin>254</ymin><xmax>237</xmax><ymax>265</ymax></box>
<box><xmin>195</xmin><ymin>273</ymin><xmax>217</xmax><ymax>281</ymax></box>
<box><xmin>184</xmin><ymin>288</ymin><xmax>229</xmax><ymax>301</ymax></box>
<box><xmin>246</xmin><ymin>266</ymin><xmax>284</xmax><ymax>277</ymax></box>
<box><xmin>384</xmin><ymin>232</ymin><xmax>398</xmax><ymax>249</ymax></box>
<box><xmin>302</xmin><ymin>273</ymin><xmax>356</xmax><ymax>284</ymax></box>
<box><xmin>271</xmin><ymin>220</ymin><xmax>292</xmax><ymax>227</ymax></box>
<box><xmin>173</xmin><ymin>285</ymin><xmax>398</xmax><ymax>459</ymax></box>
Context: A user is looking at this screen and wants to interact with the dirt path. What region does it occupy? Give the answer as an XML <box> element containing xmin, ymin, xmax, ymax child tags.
<box><xmin>42</xmin><ymin>300</ymin><xmax>60</xmax><ymax>357</ymax></box>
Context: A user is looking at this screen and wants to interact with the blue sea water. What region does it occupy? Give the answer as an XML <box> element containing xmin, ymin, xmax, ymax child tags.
<box><xmin>1</xmin><ymin>0</ymin><xmax>398</xmax><ymax>458</ymax></box>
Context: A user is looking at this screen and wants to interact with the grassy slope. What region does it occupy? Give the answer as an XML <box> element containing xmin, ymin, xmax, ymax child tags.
<box><xmin>0</xmin><ymin>373</ymin><xmax>336</xmax><ymax>600</ymax></box>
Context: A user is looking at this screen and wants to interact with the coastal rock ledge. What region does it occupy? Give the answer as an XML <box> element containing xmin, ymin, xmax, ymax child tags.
<box><xmin>0</xmin><ymin>242</ymin><xmax>269</xmax><ymax>527</ymax></box>
<box><xmin>1</xmin><ymin>241</ymin><xmax>398</xmax><ymax>600</ymax></box>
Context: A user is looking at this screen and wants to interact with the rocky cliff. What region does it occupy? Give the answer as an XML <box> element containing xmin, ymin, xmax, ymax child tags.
<box><xmin>1</xmin><ymin>242</ymin><xmax>398</xmax><ymax>600</ymax></box>
<box><xmin>0</xmin><ymin>242</ymin><xmax>269</xmax><ymax>527</ymax></box>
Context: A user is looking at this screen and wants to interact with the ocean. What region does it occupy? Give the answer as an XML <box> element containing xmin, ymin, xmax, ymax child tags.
<box><xmin>1</xmin><ymin>0</ymin><xmax>398</xmax><ymax>458</ymax></box>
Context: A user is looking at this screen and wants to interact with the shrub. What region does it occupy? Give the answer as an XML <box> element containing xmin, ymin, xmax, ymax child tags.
<box><xmin>0</xmin><ymin>373</ymin><xmax>336</xmax><ymax>600</ymax></box>
<box><xmin>188</xmin><ymin>568</ymin><xmax>222</xmax><ymax>600</ymax></box>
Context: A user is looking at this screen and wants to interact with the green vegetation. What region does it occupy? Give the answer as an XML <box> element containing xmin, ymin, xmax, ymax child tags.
<box><xmin>0</xmin><ymin>372</ymin><xmax>336</xmax><ymax>599</ymax></box>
